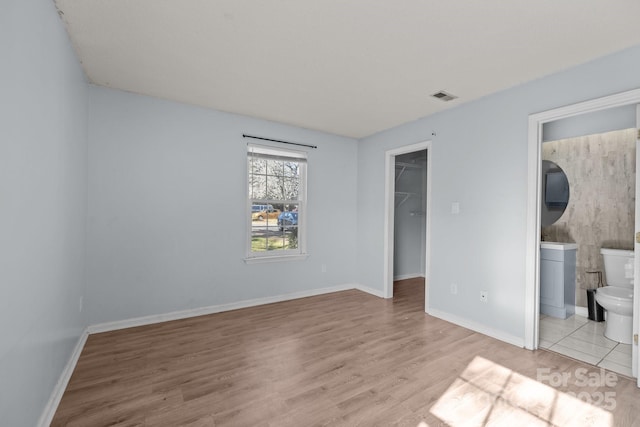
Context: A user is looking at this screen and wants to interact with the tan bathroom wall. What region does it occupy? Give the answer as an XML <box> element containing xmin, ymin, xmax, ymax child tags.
<box><xmin>542</xmin><ymin>128</ymin><xmax>636</xmax><ymax>307</ymax></box>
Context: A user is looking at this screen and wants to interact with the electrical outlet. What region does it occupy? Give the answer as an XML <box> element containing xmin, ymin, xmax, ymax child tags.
<box><xmin>79</xmin><ymin>296</ymin><xmax>84</xmax><ymax>313</ymax></box>
<box><xmin>321</xmin><ymin>264</ymin><xmax>327</xmax><ymax>273</ymax></box>
<box><xmin>480</xmin><ymin>291</ymin><xmax>488</xmax><ymax>303</ymax></box>
<box><xmin>451</xmin><ymin>283</ymin><xmax>458</xmax><ymax>295</ymax></box>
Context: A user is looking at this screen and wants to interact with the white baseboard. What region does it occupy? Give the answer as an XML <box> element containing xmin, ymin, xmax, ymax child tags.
<box><xmin>428</xmin><ymin>308</ymin><xmax>525</xmax><ymax>348</ymax></box>
<box><xmin>354</xmin><ymin>283</ymin><xmax>387</xmax><ymax>298</ymax></box>
<box><xmin>575</xmin><ymin>306</ymin><xmax>588</xmax><ymax>318</ymax></box>
<box><xmin>38</xmin><ymin>329</ymin><xmax>89</xmax><ymax>427</ymax></box>
<box><xmin>393</xmin><ymin>273</ymin><xmax>425</xmax><ymax>281</ymax></box>
<box><xmin>88</xmin><ymin>284</ymin><xmax>355</xmax><ymax>334</ymax></box>
<box><xmin>37</xmin><ymin>282</ymin><xmax>386</xmax><ymax>423</ymax></box>
<box><xmin>41</xmin><ymin>284</ymin><xmax>360</xmax><ymax>423</ymax></box>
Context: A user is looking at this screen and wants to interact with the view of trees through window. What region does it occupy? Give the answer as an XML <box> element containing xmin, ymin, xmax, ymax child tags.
<box><xmin>248</xmin><ymin>147</ymin><xmax>305</xmax><ymax>254</ymax></box>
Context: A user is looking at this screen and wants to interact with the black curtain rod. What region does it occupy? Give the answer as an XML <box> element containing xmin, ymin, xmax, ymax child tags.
<box><xmin>243</xmin><ymin>134</ymin><xmax>317</xmax><ymax>149</ymax></box>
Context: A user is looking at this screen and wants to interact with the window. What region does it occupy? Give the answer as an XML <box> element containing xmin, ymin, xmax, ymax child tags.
<box><xmin>246</xmin><ymin>144</ymin><xmax>307</xmax><ymax>261</ymax></box>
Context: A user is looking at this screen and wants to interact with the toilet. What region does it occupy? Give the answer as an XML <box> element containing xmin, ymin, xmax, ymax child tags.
<box><xmin>595</xmin><ymin>248</ymin><xmax>634</xmax><ymax>344</ymax></box>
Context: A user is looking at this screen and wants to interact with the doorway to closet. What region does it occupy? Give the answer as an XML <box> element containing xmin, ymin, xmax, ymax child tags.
<box><xmin>384</xmin><ymin>141</ymin><xmax>432</xmax><ymax>310</ymax></box>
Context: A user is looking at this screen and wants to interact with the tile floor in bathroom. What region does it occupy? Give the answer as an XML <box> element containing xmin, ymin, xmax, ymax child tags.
<box><xmin>540</xmin><ymin>314</ymin><xmax>633</xmax><ymax>378</ymax></box>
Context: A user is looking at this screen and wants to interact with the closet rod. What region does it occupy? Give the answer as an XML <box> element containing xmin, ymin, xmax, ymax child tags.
<box><xmin>243</xmin><ymin>134</ymin><xmax>318</xmax><ymax>149</ymax></box>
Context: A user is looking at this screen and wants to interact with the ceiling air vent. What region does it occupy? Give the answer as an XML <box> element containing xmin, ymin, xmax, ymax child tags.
<box><xmin>431</xmin><ymin>91</ymin><xmax>457</xmax><ymax>102</ymax></box>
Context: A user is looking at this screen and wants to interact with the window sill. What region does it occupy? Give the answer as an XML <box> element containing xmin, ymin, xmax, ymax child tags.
<box><xmin>244</xmin><ymin>254</ymin><xmax>309</xmax><ymax>264</ymax></box>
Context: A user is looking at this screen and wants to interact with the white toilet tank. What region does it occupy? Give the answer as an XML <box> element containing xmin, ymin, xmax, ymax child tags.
<box><xmin>601</xmin><ymin>248</ymin><xmax>634</xmax><ymax>288</ymax></box>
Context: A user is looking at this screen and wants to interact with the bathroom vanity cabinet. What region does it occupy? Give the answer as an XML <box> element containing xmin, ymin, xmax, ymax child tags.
<box><xmin>540</xmin><ymin>242</ymin><xmax>577</xmax><ymax>319</ymax></box>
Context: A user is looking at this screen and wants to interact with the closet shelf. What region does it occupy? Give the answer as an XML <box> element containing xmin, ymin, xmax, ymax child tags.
<box><xmin>395</xmin><ymin>162</ymin><xmax>422</xmax><ymax>169</ymax></box>
<box><xmin>395</xmin><ymin>162</ymin><xmax>422</xmax><ymax>182</ymax></box>
<box><xmin>395</xmin><ymin>191</ymin><xmax>416</xmax><ymax>208</ymax></box>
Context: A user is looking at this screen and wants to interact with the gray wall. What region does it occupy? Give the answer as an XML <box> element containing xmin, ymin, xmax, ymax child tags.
<box><xmin>0</xmin><ymin>1</ymin><xmax>88</xmax><ymax>425</ymax></box>
<box><xmin>543</xmin><ymin>104</ymin><xmax>636</xmax><ymax>142</ymax></box>
<box><xmin>357</xmin><ymin>45</ymin><xmax>640</xmax><ymax>342</ymax></box>
<box><xmin>86</xmin><ymin>86</ymin><xmax>358</xmax><ymax>324</ymax></box>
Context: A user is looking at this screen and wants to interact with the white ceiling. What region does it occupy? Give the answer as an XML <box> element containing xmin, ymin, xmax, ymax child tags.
<box><xmin>54</xmin><ymin>0</ymin><xmax>640</xmax><ymax>139</ymax></box>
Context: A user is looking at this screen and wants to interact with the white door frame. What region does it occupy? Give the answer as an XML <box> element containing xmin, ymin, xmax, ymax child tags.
<box><xmin>634</xmin><ymin>106</ymin><xmax>640</xmax><ymax>380</ymax></box>
<box><xmin>525</xmin><ymin>88</ymin><xmax>640</xmax><ymax>384</ymax></box>
<box><xmin>383</xmin><ymin>140</ymin><xmax>432</xmax><ymax>311</ymax></box>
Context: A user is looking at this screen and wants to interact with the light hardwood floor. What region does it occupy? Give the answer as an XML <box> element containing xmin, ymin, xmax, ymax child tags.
<box><xmin>52</xmin><ymin>278</ymin><xmax>640</xmax><ymax>426</ymax></box>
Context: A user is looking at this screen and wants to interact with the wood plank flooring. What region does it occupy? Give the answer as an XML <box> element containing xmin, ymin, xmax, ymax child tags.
<box><xmin>52</xmin><ymin>278</ymin><xmax>640</xmax><ymax>426</ymax></box>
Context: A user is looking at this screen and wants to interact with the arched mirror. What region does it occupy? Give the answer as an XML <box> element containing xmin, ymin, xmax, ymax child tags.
<box><xmin>541</xmin><ymin>160</ymin><xmax>570</xmax><ymax>227</ymax></box>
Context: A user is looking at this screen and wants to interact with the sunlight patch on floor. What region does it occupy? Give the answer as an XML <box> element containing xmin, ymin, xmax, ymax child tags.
<box><xmin>430</xmin><ymin>356</ymin><xmax>612</xmax><ymax>427</ymax></box>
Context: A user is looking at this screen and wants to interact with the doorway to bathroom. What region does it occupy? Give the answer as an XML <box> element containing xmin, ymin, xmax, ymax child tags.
<box><xmin>524</xmin><ymin>88</ymin><xmax>640</xmax><ymax>387</ymax></box>
<box><xmin>538</xmin><ymin>126</ymin><xmax>636</xmax><ymax>377</ymax></box>
<box><xmin>383</xmin><ymin>141</ymin><xmax>431</xmax><ymax>308</ymax></box>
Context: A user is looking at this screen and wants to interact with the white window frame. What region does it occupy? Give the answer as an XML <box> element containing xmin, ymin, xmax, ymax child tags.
<box><xmin>245</xmin><ymin>144</ymin><xmax>308</xmax><ymax>263</ymax></box>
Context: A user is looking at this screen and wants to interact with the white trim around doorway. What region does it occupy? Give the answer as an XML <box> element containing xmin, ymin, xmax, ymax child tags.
<box><xmin>383</xmin><ymin>140</ymin><xmax>432</xmax><ymax>313</ymax></box>
<box><xmin>525</xmin><ymin>88</ymin><xmax>640</xmax><ymax>352</ymax></box>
